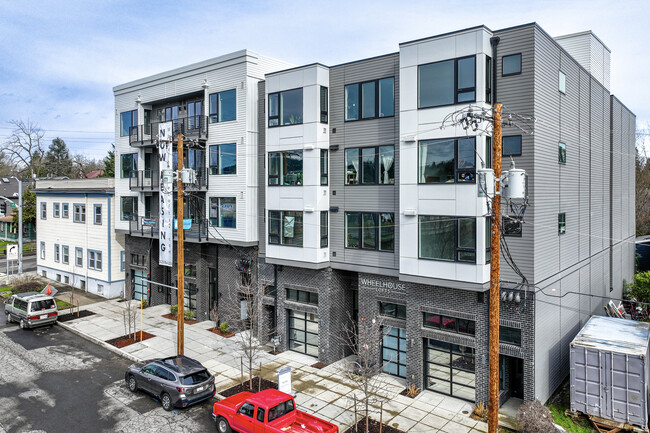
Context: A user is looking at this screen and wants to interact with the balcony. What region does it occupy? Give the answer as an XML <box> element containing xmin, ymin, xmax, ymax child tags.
<box><xmin>129</xmin><ymin>170</ymin><xmax>159</xmax><ymax>191</ymax></box>
<box><xmin>129</xmin><ymin>115</ymin><xmax>208</xmax><ymax>147</ymax></box>
<box><xmin>128</xmin><ymin>216</ymin><xmax>211</xmax><ymax>243</ymax></box>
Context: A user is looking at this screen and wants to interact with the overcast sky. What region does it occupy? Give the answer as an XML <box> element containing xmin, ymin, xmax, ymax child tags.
<box><xmin>0</xmin><ymin>0</ymin><xmax>647</xmax><ymax>158</ymax></box>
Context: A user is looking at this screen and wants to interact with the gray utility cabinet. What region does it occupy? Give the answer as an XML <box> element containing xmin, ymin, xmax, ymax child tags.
<box><xmin>570</xmin><ymin>315</ymin><xmax>650</xmax><ymax>430</ymax></box>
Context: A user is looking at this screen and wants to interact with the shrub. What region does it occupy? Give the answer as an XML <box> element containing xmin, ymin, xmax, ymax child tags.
<box><xmin>517</xmin><ymin>400</ymin><xmax>558</xmax><ymax>433</ymax></box>
<box><xmin>170</xmin><ymin>305</ymin><xmax>178</xmax><ymax>317</ymax></box>
<box><xmin>184</xmin><ymin>309</ymin><xmax>195</xmax><ymax>320</ymax></box>
<box><xmin>11</xmin><ymin>274</ymin><xmax>43</xmax><ymax>293</ymax></box>
<box><xmin>472</xmin><ymin>402</ymin><xmax>488</xmax><ymax>421</ymax></box>
<box><xmin>627</xmin><ymin>271</ymin><xmax>650</xmax><ymax>303</ymax></box>
<box><xmin>405</xmin><ymin>383</ymin><xmax>421</xmax><ymax>398</ymax></box>
<box><xmin>220</xmin><ymin>321</ymin><xmax>230</xmax><ymax>334</ymax></box>
<box><xmin>140</xmin><ymin>299</ymin><xmax>148</xmax><ymax>308</ymax></box>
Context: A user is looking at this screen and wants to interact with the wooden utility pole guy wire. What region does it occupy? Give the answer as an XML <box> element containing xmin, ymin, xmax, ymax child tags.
<box><xmin>177</xmin><ymin>133</ymin><xmax>185</xmax><ymax>355</ymax></box>
<box><xmin>488</xmin><ymin>103</ymin><xmax>503</xmax><ymax>433</ymax></box>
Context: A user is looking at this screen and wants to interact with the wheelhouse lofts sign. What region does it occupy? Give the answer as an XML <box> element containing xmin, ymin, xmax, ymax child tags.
<box><xmin>158</xmin><ymin>122</ymin><xmax>173</xmax><ymax>267</ymax></box>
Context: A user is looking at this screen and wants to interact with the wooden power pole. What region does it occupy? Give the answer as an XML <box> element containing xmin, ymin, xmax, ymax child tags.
<box><xmin>176</xmin><ymin>133</ymin><xmax>185</xmax><ymax>355</ymax></box>
<box><xmin>488</xmin><ymin>103</ymin><xmax>503</xmax><ymax>433</ymax></box>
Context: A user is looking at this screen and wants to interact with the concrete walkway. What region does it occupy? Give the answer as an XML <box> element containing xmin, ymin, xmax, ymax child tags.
<box><xmin>58</xmin><ymin>299</ymin><xmax>502</xmax><ymax>433</ymax></box>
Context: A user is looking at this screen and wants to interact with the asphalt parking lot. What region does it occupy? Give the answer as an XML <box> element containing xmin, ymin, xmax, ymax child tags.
<box><xmin>0</xmin><ymin>302</ymin><xmax>217</xmax><ymax>433</ymax></box>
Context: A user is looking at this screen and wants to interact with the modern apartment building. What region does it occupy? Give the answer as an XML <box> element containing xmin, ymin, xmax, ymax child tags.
<box><xmin>113</xmin><ymin>23</ymin><xmax>635</xmax><ymax>407</ymax></box>
<box><xmin>35</xmin><ymin>178</ymin><xmax>125</xmax><ymax>298</ymax></box>
<box><xmin>113</xmin><ymin>50</ymin><xmax>293</xmax><ymax>321</ymax></box>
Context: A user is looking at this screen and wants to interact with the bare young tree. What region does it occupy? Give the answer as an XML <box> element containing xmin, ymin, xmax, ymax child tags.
<box><xmin>340</xmin><ymin>314</ymin><xmax>391</xmax><ymax>433</ymax></box>
<box><xmin>2</xmin><ymin>120</ymin><xmax>46</xmax><ymax>178</ymax></box>
<box><xmin>636</xmin><ymin>126</ymin><xmax>650</xmax><ymax>236</ymax></box>
<box><xmin>122</xmin><ymin>299</ymin><xmax>139</xmax><ymax>342</ymax></box>
<box><xmin>71</xmin><ymin>153</ymin><xmax>104</xmax><ymax>178</ymax></box>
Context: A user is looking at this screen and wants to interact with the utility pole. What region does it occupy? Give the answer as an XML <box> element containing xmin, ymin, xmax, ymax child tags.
<box><xmin>176</xmin><ymin>133</ymin><xmax>185</xmax><ymax>355</ymax></box>
<box><xmin>488</xmin><ymin>103</ymin><xmax>503</xmax><ymax>433</ymax></box>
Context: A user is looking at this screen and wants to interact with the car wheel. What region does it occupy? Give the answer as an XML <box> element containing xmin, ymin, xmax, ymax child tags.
<box><xmin>161</xmin><ymin>392</ymin><xmax>173</xmax><ymax>411</ymax></box>
<box><xmin>216</xmin><ymin>417</ymin><xmax>232</xmax><ymax>433</ymax></box>
<box><xmin>19</xmin><ymin>319</ymin><xmax>26</xmax><ymax>329</ymax></box>
<box><xmin>127</xmin><ymin>375</ymin><xmax>138</xmax><ymax>393</ymax></box>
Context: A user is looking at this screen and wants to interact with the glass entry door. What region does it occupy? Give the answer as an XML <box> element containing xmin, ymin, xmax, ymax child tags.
<box><xmin>288</xmin><ymin>310</ymin><xmax>319</xmax><ymax>357</ymax></box>
<box><xmin>382</xmin><ymin>327</ymin><xmax>407</xmax><ymax>377</ymax></box>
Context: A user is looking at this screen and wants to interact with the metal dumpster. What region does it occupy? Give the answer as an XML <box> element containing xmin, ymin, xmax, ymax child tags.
<box><xmin>570</xmin><ymin>315</ymin><xmax>650</xmax><ymax>430</ymax></box>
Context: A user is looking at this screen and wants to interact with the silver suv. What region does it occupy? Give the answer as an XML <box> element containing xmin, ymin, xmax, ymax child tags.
<box><xmin>124</xmin><ymin>355</ymin><xmax>216</xmax><ymax>411</ymax></box>
<box><xmin>5</xmin><ymin>292</ymin><xmax>58</xmax><ymax>329</ymax></box>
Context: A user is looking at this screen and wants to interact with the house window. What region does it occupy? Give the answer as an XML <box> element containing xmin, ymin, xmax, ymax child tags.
<box><xmin>184</xmin><ymin>264</ymin><xmax>196</xmax><ymax>278</ymax></box>
<box><xmin>268</xmin><ymin>151</ymin><xmax>303</xmax><ymax>186</ymax></box>
<box><xmin>320</xmin><ymin>211</ymin><xmax>328</xmax><ymax>248</ymax></box>
<box><xmin>209</xmin><ymin>197</ymin><xmax>236</xmax><ymax>228</ymax></box>
<box><xmin>88</xmin><ymin>250</ymin><xmax>102</xmax><ymax>271</ymax></box>
<box><xmin>418</xmin><ymin>138</ymin><xmax>476</xmax><ymax>183</ymax></box>
<box><xmin>73</xmin><ymin>204</ymin><xmax>86</xmax><ymax>223</ymax></box>
<box><xmin>345</xmin><ymin>77</ymin><xmax>395</xmax><ymax>121</ymax></box>
<box><xmin>268</xmin><ymin>88</ymin><xmax>303</xmax><ymax>127</ymax></box>
<box><xmin>424</xmin><ymin>313</ymin><xmax>476</xmax><ymax>336</ymax></box>
<box><xmin>75</xmin><ymin>248</ymin><xmax>83</xmax><ymax>267</ymax></box>
<box><xmin>120</xmin><ymin>251</ymin><xmax>125</xmax><ymax>272</ymax></box>
<box><xmin>345</xmin><ymin>145</ymin><xmax>395</xmax><ymax>185</ymax></box>
<box><xmin>558</xmin><ymin>142</ymin><xmax>566</xmax><ymax>164</ymax></box>
<box><xmin>268</xmin><ymin>211</ymin><xmax>303</xmax><ymax>247</ymax></box>
<box><xmin>64</xmin><ymin>276</ymin><xmax>69</xmax><ymax>284</ymax></box>
<box><xmin>419</xmin><ymin>56</ymin><xmax>475</xmax><ymax>108</ymax></box>
<box><xmin>54</xmin><ymin>244</ymin><xmax>60</xmax><ymax>262</ymax></box>
<box><xmin>56</xmin><ymin>274</ymin><xmax>61</xmax><ymax>282</ymax></box>
<box><xmin>40</xmin><ymin>202</ymin><xmax>47</xmax><ymax>219</ymax></box>
<box><xmin>320</xmin><ymin>149</ymin><xmax>328</xmax><ymax>185</ymax></box>
<box><xmin>320</xmin><ymin>86</ymin><xmax>328</xmax><ymax>123</ymax></box>
<box><xmin>419</xmin><ymin>216</ymin><xmax>476</xmax><ymax>262</ymax></box>
<box><xmin>120</xmin><ymin>153</ymin><xmax>137</xmax><ymax>178</ymax></box>
<box><xmin>120</xmin><ymin>110</ymin><xmax>137</xmax><ymax>137</ymax></box>
<box><xmin>209</xmin><ymin>89</ymin><xmax>236</xmax><ymax>123</ymax></box>
<box><xmin>485</xmin><ymin>55</ymin><xmax>492</xmax><ymax>103</ymax></box>
<box><xmin>286</xmin><ymin>288</ymin><xmax>318</xmax><ymax>305</ymax></box>
<box><xmin>485</xmin><ymin>217</ymin><xmax>491</xmax><ymax>264</ymax></box>
<box><xmin>499</xmin><ymin>326</ymin><xmax>521</xmax><ymax>346</ymax></box>
<box><xmin>345</xmin><ymin>212</ymin><xmax>394</xmax><ymax>252</ymax></box>
<box><xmin>559</xmin><ymin>71</ymin><xmax>566</xmax><ymax>94</ymax></box>
<box><xmin>40</xmin><ymin>242</ymin><xmax>45</xmax><ymax>259</ymax></box>
<box><xmin>121</xmin><ymin>197</ymin><xmax>137</xmax><ymax>221</ymax></box>
<box><xmin>209</xmin><ymin>143</ymin><xmax>236</xmax><ymax>175</ymax></box>
<box><xmin>503</xmin><ymin>135</ymin><xmax>522</xmax><ymax>157</ymax></box>
<box><xmin>558</xmin><ymin>213</ymin><xmax>566</xmax><ymax>234</ymax></box>
<box><xmin>503</xmin><ymin>216</ymin><xmax>522</xmax><ymax>237</ymax></box>
<box><xmin>379</xmin><ymin>302</ymin><xmax>406</xmax><ymax>319</ymax></box>
<box><xmin>80</xmin><ymin>280</ymin><xmax>85</xmax><ymax>290</ymax></box>
<box><xmin>502</xmin><ymin>54</ymin><xmax>522</xmax><ymax>76</ymax></box>
<box><xmin>62</xmin><ymin>203</ymin><xmax>69</xmax><ymax>218</ymax></box>
<box><xmin>62</xmin><ymin>246</ymin><xmax>69</xmax><ymax>264</ymax></box>
<box><xmin>94</xmin><ymin>204</ymin><xmax>102</xmax><ymax>225</ymax></box>
<box><xmin>53</xmin><ymin>203</ymin><xmax>60</xmax><ymax>218</ymax></box>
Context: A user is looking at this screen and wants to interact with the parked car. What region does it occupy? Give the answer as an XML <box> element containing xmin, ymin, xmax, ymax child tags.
<box><xmin>124</xmin><ymin>355</ymin><xmax>215</xmax><ymax>411</ymax></box>
<box><xmin>212</xmin><ymin>389</ymin><xmax>338</xmax><ymax>433</ymax></box>
<box><xmin>5</xmin><ymin>292</ymin><xmax>58</xmax><ymax>329</ymax></box>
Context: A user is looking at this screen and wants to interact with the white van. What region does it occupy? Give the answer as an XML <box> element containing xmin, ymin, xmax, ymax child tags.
<box><xmin>5</xmin><ymin>292</ymin><xmax>58</xmax><ymax>329</ymax></box>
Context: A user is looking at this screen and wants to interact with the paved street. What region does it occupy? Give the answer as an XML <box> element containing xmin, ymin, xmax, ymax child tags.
<box><xmin>0</xmin><ymin>302</ymin><xmax>216</xmax><ymax>433</ymax></box>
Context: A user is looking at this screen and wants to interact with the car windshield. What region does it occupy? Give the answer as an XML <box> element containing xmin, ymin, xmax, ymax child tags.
<box><xmin>180</xmin><ymin>369</ymin><xmax>210</xmax><ymax>385</ymax></box>
<box><xmin>268</xmin><ymin>399</ymin><xmax>295</xmax><ymax>422</ymax></box>
<box><xmin>30</xmin><ymin>299</ymin><xmax>55</xmax><ymax>311</ymax></box>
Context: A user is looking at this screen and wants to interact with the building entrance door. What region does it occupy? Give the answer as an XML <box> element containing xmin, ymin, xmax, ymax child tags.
<box><xmin>288</xmin><ymin>310</ymin><xmax>319</xmax><ymax>357</ymax></box>
<box><xmin>509</xmin><ymin>357</ymin><xmax>524</xmax><ymax>399</ymax></box>
<box><xmin>208</xmin><ymin>267</ymin><xmax>217</xmax><ymax>317</ymax></box>
<box><xmin>382</xmin><ymin>327</ymin><xmax>407</xmax><ymax>378</ymax></box>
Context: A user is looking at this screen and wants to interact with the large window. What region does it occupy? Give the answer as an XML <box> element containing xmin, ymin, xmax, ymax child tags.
<box><xmin>73</xmin><ymin>204</ymin><xmax>86</xmax><ymax>223</ymax></box>
<box><xmin>500</xmin><ymin>326</ymin><xmax>522</xmax><ymax>346</ymax></box>
<box><xmin>425</xmin><ymin>339</ymin><xmax>476</xmax><ymax>402</ymax></box>
<box><xmin>345</xmin><ymin>77</ymin><xmax>394</xmax><ymax>121</ymax></box>
<box><xmin>502</xmin><ymin>135</ymin><xmax>522</xmax><ymax>157</ymax></box>
<box><xmin>121</xmin><ymin>197</ymin><xmax>137</xmax><ymax>221</ymax></box>
<box><xmin>120</xmin><ymin>110</ymin><xmax>137</xmax><ymax>137</ymax></box>
<box><xmin>209</xmin><ymin>89</ymin><xmax>236</xmax><ymax>123</ymax></box>
<box><xmin>345</xmin><ymin>146</ymin><xmax>394</xmax><ymax>185</ymax></box>
<box><xmin>88</xmin><ymin>250</ymin><xmax>102</xmax><ymax>271</ymax></box>
<box><xmin>286</xmin><ymin>288</ymin><xmax>318</xmax><ymax>305</ymax></box>
<box><xmin>320</xmin><ymin>86</ymin><xmax>328</xmax><ymax>124</ymax></box>
<box><xmin>502</xmin><ymin>54</ymin><xmax>522</xmax><ymax>76</ymax></box>
<box><xmin>419</xmin><ymin>216</ymin><xmax>476</xmax><ymax>262</ymax></box>
<box><xmin>268</xmin><ymin>211</ymin><xmax>303</xmax><ymax>247</ymax></box>
<box><xmin>379</xmin><ymin>302</ymin><xmax>406</xmax><ymax>319</ymax></box>
<box><xmin>382</xmin><ymin>327</ymin><xmax>406</xmax><ymax>378</ymax></box>
<box><xmin>345</xmin><ymin>212</ymin><xmax>394</xmax><ymax>252</ymax></box>
<box><xmin>423</xmin><ymin>312</ymin><xmax>475</xmax><ymax>336</ymax></box>
<box><xmin>209</xmin><ymin>197</ymin><xmax>236</xmax><ymax>228</ymax></box>
<box><xmin>209</xmin><ymin>143</ymin><xmax>236</xmax><ymax>175</ymax></box>
<box><xmin>419</xmin><ymin>138</ymin><xmax>475</xmax><ymax>184</ymax></box>
<box><xmin>288</xmin><ymin>310</ymin><xmax>319</xmax><ymax>357</ymax></box>
<box><xmin>268</xmin><ymin>88</ymin><xmax>303</xmax><ymax>127</ymax></box>
<box><xmin>320</xmin><ymin>211</ymin><xmax>328</xmax><ymax>248</ymax></box>
<box><xmin>120</xmin><ymin>153</ymin><xmax>137</xmax><ymax>178</ymax></box>
<box><xmin>320</xmin><ymin>149</ymin><xmax>328</xmax><ymax>185</ymax></box>
<box><xmin>419</xmin><ymin>56</ymin><xmax>475</xmax><ymax>108</ymax></box>
<box><xmin>268</xmin><ymin>151</ymin><xmax>303</xmax><ymax>186</ymax></box>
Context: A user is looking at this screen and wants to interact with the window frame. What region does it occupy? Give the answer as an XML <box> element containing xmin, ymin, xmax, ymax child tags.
<box><xmin>268</xmin><ymin>88</ymin><xmax>303</xmax><ymax>128</ymax></box>
<box><xmin>75</xmin><ymin>247</ymin><xmax>83</xmax><ymax>267</ymax></box>
<box><xmin>320</xmin><ymin>211</ymin><xmax>328</xmax><ymax>248</ymax></box>
<box><xmin>40</xmin><ymin>242</ymin><xmax>45</xmax><ymax>260</ymax></box>
<box><xmin>94</xmin><ymin>204</ymin><xmax>102</xmax><ymax>225</ymax></box>
<box><xmin>73</xmin><ymin>204</ymin><xmax>86</xmax><ymax>223</ymax></box>
<box><xmin>344</xmin><ymin>77</ymin><xmax>395</xmax><ymax>122</ymax></box>
<box><xmin>418</xmin><ymin>137</ymin><xmax>476</xmax><ymax>184</ymax></box>
<box><xmin>558</xmin><ymin>142</ymin><xmax>566</xmax><ymax>164</ymax></box>
<box><xmin>268</xmin><ymin>150</ymin><xmax>303</xmax><ymax>186</ymax></box>
<box><xmin>418</xmin><ymin>55</ymin><xmax>476</xmax><ymax>109</ymax></box>
<box><xmin>502</xmin><ymin>135</ymin><xmax>522</xmax><ymax>157</ymax></box>
<box><xmin>344</xmin><ymin>145</ymin><xmax>395</xmax><ymax>186</ymax></box>
<box><xmin>53</xmin><ymin>202</ymin><xmax>60</xmax><ymax>218</ymax></box>
<box><xmin>379</xmin><ymin>301</ymin><xmax>406</xmax><ymax>320</ymax></box>
<box><xmin>320</xmin><ymin>86</ymin><xmax>328</xmax><ymax>124</ymax></box>
<box><xmin>423</xmin><ymin>312</ymin><xmax>476</xmax><ymax>336</ymax></box>
<box><xmin>62</xmin><ymin>203</ymin><xmax>69</xmax><ymax>218</ymax></box>
<box><xmin>120</xmin><ymin>251</ymin><xmax>125</xmax><ymax>272</ymax></box>
<box><xmin>485</xmin><ymin>55</ymin><xmax>492</xmax><ymax>103</ymax></box>
<box><xmin>559</xmin><ymin>70</ymin><xmax>566</xmax><ymax>94</ymax></box>
<box><xmin>54</xmin><ymin>244</ymin><xmax>60</xmax><ymax>263</ymax></box>
<box><xmin>62</xmin><ymin>245</ymin><xmax>69</xmax><ymax>265</ymax></box>
<box><xmin>320</xmin><ymin>149</ymin><xmax>328</xmax><ymax>186</ymax></box>
<box><xmin>418</xmin><ymin>216</ymin><xmax>477</xmax><ymax>263</ymax></box>
<box><xmin>209</xmin><ymin>197</ymin><xmax>237</xmax><ymax>228</ymax></box>
<box><xmin>499</xmin><ymin>326</ymin><xmax>522</xmax><ymax>346</ymax></box>
<box><xmin>344</xmin><ymin>211</ymin><xmax>395</xmax><ymax>252</ymax></box>
<box><xmin>268</xmin><ymin>210</ymin><xmax>304</xmax><ymax>247</ymax></box>
<box><xmin>120</xmin><ymin>153</ymin><xmax>138</xmax><ymax>178</ymax></box>
<box><xmin>286</xmin><ymin>288</ymin><xmax>318</xmax><ymax>305</ymax></box>
<box><xmin>120</xmin><ymin>110</ymin><xmax>137</xmax><ymax>137</ymax></box>
<box><xmin>40</xmin><ymin>202</ymin><xmax>47</xmax><ymax>220</ymax></box>
<box><xmin>558</xmin><ymin>213</ymin><xmax>566</xmax><ymax>235</ymax></box>
<box><xmin>121</xmin><ymin>197</ymin><xmax>137</xmax><ymax>221</ymax></box>
<box><xmin>209</xmin><ymin>143</ymin><xmax>237</xmax><ymax>175</ymax></box>
<box><xmin>502</xmin><ymin>53</ymin><xmax>522</xmax><ymax>77</ymax></box>
<box><xmin>87</xmin><ymin>249</ymin><xmax>103</xmax><ymax>271</ymax></box>
<box><xmin>208</xmin><ymin>88</ymin><xmax>237</xmax><ymax>124</ymax></box>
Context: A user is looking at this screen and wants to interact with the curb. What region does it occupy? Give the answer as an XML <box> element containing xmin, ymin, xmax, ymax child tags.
<box><xmin>57</xmin><ymin>321</ymin><xmax>142</xmax><ymax>364</ymax></box>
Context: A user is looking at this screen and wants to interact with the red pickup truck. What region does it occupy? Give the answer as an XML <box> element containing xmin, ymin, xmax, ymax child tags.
<box><xmin>212</xmin><ymin>389</ymin><xmax>338</xmax><ymax>433</ymax></box>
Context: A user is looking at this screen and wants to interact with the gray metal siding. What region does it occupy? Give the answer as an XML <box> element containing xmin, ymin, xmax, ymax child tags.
<box><xmin>329</xmin><ymin>54</ymin><xmax>400</xmax><ymax>272</ymax></box>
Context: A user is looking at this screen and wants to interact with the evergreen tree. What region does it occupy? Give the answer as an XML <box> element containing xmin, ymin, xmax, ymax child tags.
<box><xmin>13</xmin><ymin>187</ymin><xmax>36</xmax><ymax>228</ymax></box>
<box><xmin>101</xmin><ymin>144</ymin><xmax>115</xmax><ymax>177</ymax></box>
<box><xmin>43</xmin><ymin>137</ymin><xmax>73</xmax><ymax>177</ymax></box>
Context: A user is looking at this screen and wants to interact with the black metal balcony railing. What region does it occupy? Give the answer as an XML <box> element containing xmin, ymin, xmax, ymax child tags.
<box><xmin>129</xmin><ymin>170</ymin><xmax>159</xmax><ymax>191</ymax></box>
<box><xmin>128</xmin><ymin>216</ymin><xmax>210</xmax><ymax>242</ymax></box>
<box><xmin>129</xmin><ymin>116</ymin><xmax>208</xmax><ymax>146</ymax></box>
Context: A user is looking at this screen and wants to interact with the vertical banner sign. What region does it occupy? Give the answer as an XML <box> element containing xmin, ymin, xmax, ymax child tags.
<box><xmin>158</xmin><ymin>122</ymin><xmax>173</xmax><ymax>267</ymax></box>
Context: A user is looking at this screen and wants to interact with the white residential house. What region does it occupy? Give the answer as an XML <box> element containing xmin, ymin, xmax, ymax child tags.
<box><xmin>35</xmin><ymin>178</ymin><xmax>126</xmax><ymax>298</ymax></box>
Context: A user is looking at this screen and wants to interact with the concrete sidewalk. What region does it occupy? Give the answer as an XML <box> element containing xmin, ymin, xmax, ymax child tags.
<box><xmin>57</xmin><ymin>299</ymin><xmax>503</xmax><ymax>433</ymax></box>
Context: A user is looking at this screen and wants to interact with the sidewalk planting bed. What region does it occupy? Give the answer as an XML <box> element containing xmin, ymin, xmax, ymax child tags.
<box><xmin>208</xmin><ymin>327</ymin><xmax>234</xmax><ymax>338</ymax></box>
<box><xmin>343</xmin><ymin>418</ymin><xmax>405</xmax><ymax>433</ymax></box>
<box><xmin>161</xmin><ymin>313</ymin><xmax>199</xmax><ymax>324</ymax></box>
<box><xmin>106</xmin><ymin>331</ymin><xmax>155</xmax><ymax>348</ymax></box>
<box><xmin>220</xmin><ymin>377</ymin><xmax>278</xmax><ymax>398</ymax></box>
<box><xmin>57</xmin><ymin>310</ymin><xmax>95</xmax><ymax>322</ymax></box>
